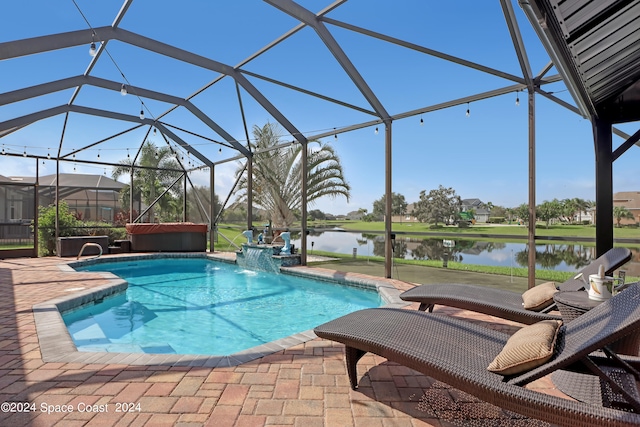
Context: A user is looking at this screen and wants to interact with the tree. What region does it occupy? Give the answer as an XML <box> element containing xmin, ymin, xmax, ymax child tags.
<box><xmin>503</xmin><ymin>207</ymin><xmax>514</xmax><ymax>223</ymax></box>
<box><xmin>613</xmin><ymin>206</ymin><xmax>634</xmax><ymax>227</ymax></box>
<box><xmin>358</xmin><ymin>208</ymin><xmax>376</xmax><ymax>222</ymax></box>
<box><xmin>573</xmin><ymin>198</ymin><xmax>592</xmax><ymax>222</ymax></box>
<box><xmin>308</xmin><ymin>209</ymin><xmax>326</xmax><ymax>221</ymax></box>
<box><xmin>413</xmin><ymin>185</ymin><xmax>461</xmax><ymax>226</ymax></box>
<box><xmin>513</xmin><ymin>203</ymin><xmax>529</xmax><ymax>224</ymax></box>
<box><xmin>537</xmin><ymin>199</ymin><xmax>563</xmax><ymax>228</ymax></box>
<box><xmin>372</xmin><ymin>192</ymin><xmax>408</xmax><ymax>219</ymax></box>
<box><xmin>559</xmin><ymin>198</ymin><xmax>574</xmax><ymax>222</ymax></box>
<box><xmin>560</xmin><ymin>198</ymin><xmax>591</xmax><ymax>223</ymax></box>
<box><xmin>234</xmin><ymin>122</ymin><xmax>350</xmax><ymax>228</ymax></box>
<box><xmin>490</xmin><ymin>205</ymin><xmax>507</xmax><ymax>217</ymax></box>
<box><xmin>186</xmin><ymin>185</ymin><xmax>221</xmax><ymax>224</ymax></box>
<box><xmin>112</xmin><ymin>141</ymin><xmax>183</xmax><ymax>222</ymax></box>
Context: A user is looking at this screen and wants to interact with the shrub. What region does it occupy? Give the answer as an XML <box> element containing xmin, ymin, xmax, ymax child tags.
<box><xmin>36</xmin><ymin>202</ymin><xmax>79</xmax><ymax>256</ymax></box>
<box><xmin>77</xmin><ymin>222</ymin><xmax>127</xmax><ymax>244</ymax></box>
<box><xmin>487</xmin><ymin>217</ymin><xmax>505</xmax><ymax>224</ymax></box>
<box><xmin>36</xmin><ymin>204</ymin><xmax>129</xmax><ymax>255</ymax></box>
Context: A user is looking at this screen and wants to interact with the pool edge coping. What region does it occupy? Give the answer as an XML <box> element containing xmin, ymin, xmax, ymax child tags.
<box><xmin>33</xmin><ymin>253</ymin><xmax>409</xmax><ymax>367</ymax></box>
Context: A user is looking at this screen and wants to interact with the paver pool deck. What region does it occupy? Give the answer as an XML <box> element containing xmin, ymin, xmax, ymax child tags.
<box><xmin>0</xmin><ymin>253</ymin><xmax>567</xmax><ymax>426</ymax></box>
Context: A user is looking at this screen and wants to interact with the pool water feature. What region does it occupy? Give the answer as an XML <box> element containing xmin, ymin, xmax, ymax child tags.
<box><xmin>236</xmin><ymin>243</ymin><xmax>301</xmax><ymax>273</ymax></box>
<box><xmin>65</xmin><ymin>257</ymin><xmax>383</xmax><ymax>355</ymax></box>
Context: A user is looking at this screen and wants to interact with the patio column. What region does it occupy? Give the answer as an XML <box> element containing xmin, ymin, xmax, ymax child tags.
<box><xmin>34</xmin><ymin>159</ymin><xmax>39</xmax><ymax>257</ymax></box>
<box><xmin>301</xmin><ymin>140</ymin><xmax>308</xmax><ymax>265</ymax></box>
<box><xmin>210</xmin><ymin>165</ymin><xmax>215</xmax><ymax>252</ymax></box>
<box><xmin>384</xmin><ymin>120</ymin><xmax>393</xmax><ymax>278</ymax></box>
<box><xmin>593</xmin><ymin>117</ymin><xmax>614</xmax><ymax>256</ymax></box>
<box><xmin>55</xmin><ymin>158</ymin><xmax>59</xmax><ymax>243</ymax></box>
<box><xmin>527</xmin><ymin>88</ymin><xmax>536</xmax><ymax>289</ymax></box>
<box><xmin>247</xmin><ymin>155</ymin><xmax>253</xmax><ymax>231</ymax></box>
<box><xmin>129</xmin><ymin>167</ymin><xmax>134</xmax><ymax>223</ymax></box>
<box><xmin>183</xmin><ymin>172</ymin><xmax>187</xmax><ymax>222</ymax></box>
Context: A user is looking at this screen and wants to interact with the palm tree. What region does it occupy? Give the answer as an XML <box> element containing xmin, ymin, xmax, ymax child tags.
<box><xmin>561</xmin><ymin>198</ymin><xmax>578</xmax><ymax>223</ymax></box>
<box><xmin>575</xmin><ymin>198</ymin><xmax>592</xmax><ymax>223</ymax></box>
<box><xmin>613</xmin><ymin>206</ymin><xmax>634</xmax><ymax>228</ymax></box>
<box><xmin>112</xmin><ymin>141</ymin><xmax>183</xmax><ymax>222</ymax></box>
<box><xmin>234</xmin><ymin>123</ymin><xmax>350</xmax><ymax>228</ymax></box>
<box><xmin>565</xmin><ymin>197</ymin><xmax>591</xmax><ymax>223</ymax></box>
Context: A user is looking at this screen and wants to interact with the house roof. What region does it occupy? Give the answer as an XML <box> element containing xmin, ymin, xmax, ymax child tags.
<box><xmin>461</xmin><ymin>198</ymin><xmax>483</xmax><ymax>207</ymax></box>
<box><xmin>613</xmin><ymin>191</ymin><xmax>640</xmax><ymax>210</ymax></box>
<box><xmin>10</xmin><ymin>173</ymin><xmax>125</xmax><ymax>190</ymax></box>
<box><xmin>8</xmin><ymin>173</ymin><xmax>125</xmax><ymax>200</ymax></box>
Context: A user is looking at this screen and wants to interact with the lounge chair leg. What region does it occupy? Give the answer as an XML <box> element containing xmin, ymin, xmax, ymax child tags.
<box><xmin>418</xmin><ymin>302</ymin><xmax>435</xmax><ymax>312</ymax></box>
<box><xmin>345</xmin><ymin>346</ymin><xmax>366</xmax><ymax>390</ymax></box>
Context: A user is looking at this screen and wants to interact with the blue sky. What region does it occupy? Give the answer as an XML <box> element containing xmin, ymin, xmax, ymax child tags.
<box><xmin>1</xmin><ymin>1</ymin><xmax>638</xmax><ymax>216</ymax></box>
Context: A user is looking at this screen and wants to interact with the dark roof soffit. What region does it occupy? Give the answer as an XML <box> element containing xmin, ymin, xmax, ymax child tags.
<box><xmin>524</xmin><ymin>0</ymin><xmax>640</xmax><ymax>123</ymax></box>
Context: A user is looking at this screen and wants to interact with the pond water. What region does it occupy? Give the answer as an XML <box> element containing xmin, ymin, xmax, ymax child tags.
<box><xmin>292</xmin><ymin>230</ymin><xmax>638</xmax><ymax>273</ymax></box>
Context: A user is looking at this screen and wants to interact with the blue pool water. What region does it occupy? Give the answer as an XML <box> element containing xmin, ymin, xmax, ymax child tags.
<box><xmin>65</xmin><ymin>258</ymin><xmax>382</xmax><ymax>355</ymax></box>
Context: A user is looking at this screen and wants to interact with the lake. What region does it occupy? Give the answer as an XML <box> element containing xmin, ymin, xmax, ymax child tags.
<box><xmin>292</xmin><ymin>230</ymin><xmax>639</xmax><ymax>273</ymax></box>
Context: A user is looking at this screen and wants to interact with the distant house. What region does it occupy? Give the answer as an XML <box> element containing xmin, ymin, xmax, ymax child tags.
<box><xmin>613</xmin><ymin>191</ymin><xmax>640</xmax><ymax>225</ymax></box>
<box><xmin>7</xmin><ymin>173</ymin><xmax>126</xmax><ymax>223</ymax></box>
<box><xmin>461</xmin><ymin>198</ymin><xmax>490</xmax><ymax>223</ymax></box>
<box><xmin>573</xmin><ymin>209</ymin><xmax>594</xmax><ymax>224</ymax></box>
<box><xmin>391</xmin><ymin>203</ymin><xmax>419</xmax><ymax>223</ymax></box>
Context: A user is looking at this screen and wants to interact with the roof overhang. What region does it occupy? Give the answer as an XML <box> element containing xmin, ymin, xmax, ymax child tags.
<box><xmin>521</xmin><ymin>0</ymin><xmax>640</xmax><ymax>123</ymax></box>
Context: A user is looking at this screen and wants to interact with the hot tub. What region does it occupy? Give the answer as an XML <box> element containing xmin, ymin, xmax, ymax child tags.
<box><xmin>126</xmin><ymin>223</ymin><xmax>208</xmax><ymax>252</ymax></box>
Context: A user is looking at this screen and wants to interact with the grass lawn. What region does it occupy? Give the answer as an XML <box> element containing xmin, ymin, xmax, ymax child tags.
<box><xmin>215</xmin><ymin>221</ymin><xmax>640</xmax><ymax>249</ymax></box>
<box><xmin>0</xmin><ymin>244</ymin><xmax>34</xmax><ymax>250</ymax></box>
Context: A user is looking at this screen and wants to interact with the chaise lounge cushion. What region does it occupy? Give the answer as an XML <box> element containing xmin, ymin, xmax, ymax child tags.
<box><xmin>521</xmin><ymin>281</ymin><xmax>558</xmax><ymax>311</ymax></box>
<box><xmin>487</xmin><ymin>319</ymin><xmax>562</xmax><ymax>375</ymax></box>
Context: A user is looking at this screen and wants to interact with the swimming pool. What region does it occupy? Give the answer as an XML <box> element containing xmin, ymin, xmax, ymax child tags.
<box><xmin>65</xmin><ymin>257</ymin><xmax>383</xmax><ymax>355</ymax></box>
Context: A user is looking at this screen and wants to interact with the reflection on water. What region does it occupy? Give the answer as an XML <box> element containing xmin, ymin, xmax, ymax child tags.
<box><xmin>292</xmin><ymin>230</ymin><xmax>638</xmax><ymax>273</ymax></box>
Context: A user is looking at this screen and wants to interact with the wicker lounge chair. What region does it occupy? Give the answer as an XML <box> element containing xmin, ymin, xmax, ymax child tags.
<box><xmin>399</xmin><ymin>247</ymin><xmax>631</xmax><ymax>324</ymax></box>
<box><xmin>314</xmin><ymin>282</ymin><xmax>640</xmax><ymax>426</ymax></box>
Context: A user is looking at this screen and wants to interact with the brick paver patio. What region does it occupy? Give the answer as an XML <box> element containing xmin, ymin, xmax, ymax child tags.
<box><xmin>0</xmin><ymin>254</ymin><xmax>566</xmax><ymax>426</ymax></box>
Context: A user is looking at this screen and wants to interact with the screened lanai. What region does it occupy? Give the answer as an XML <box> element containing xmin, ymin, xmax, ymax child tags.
<box><xmin>1</xmin><ymin>0</ymin><xmax>639</xmax><ymax>285</ymax></box>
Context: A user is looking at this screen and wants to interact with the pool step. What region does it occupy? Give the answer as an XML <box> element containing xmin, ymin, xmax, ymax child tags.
<box><xmin>108</xmin><ymin>239</ymin><xmax>131</xmax><ymax>254</ymax></box>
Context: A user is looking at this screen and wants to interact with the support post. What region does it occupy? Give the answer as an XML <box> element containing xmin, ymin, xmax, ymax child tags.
<box><xmin>527</xmin><ymin>88</ymin><xmax>536</xmax><ymax>289</ymax></box>
<box><xmin>55</xmin><ymin>158</ymin><xmax>59</xmax><ymax>244</ymax></box>
<box><xmin>384</xmin><ymin>120</ymin><xmax>393</xmax><ymax>278</ymax></box>
<box><xmin>593</xmin><ymin>118</ymin><xmax>614</xmax><ymax>256</ymax></box>
<box><xmin>34</xmin><ymin>159</ymin><xmax>39</xmax><ymax>257</ymax></box>
<box><xmin>129</xmin><ymin>167</ymin><xmax>134</xmax><ymax>223</ymax></box>
<box><xmin>210</xmin><ymin>165</ymin><xmax>215</xmax><ymax>252</ymax></box>
<box><xmin>95</xmin><ymin>187</ymin><xmax>99</xmax><ymax>221</ymax></box>
<box><xmin>183</xmin><ymin>172</ymin><xmax>187</xmax><ymax>222</ymax></box>
<box><xmin>301</xmin><ymin>141</ymin><xmax>308</xmax><ymax>265</ymax></box>
<box><xmin>247</xmin><ymin>155</ymin><xmax>253</xmax><ymax>231</ymax></box>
